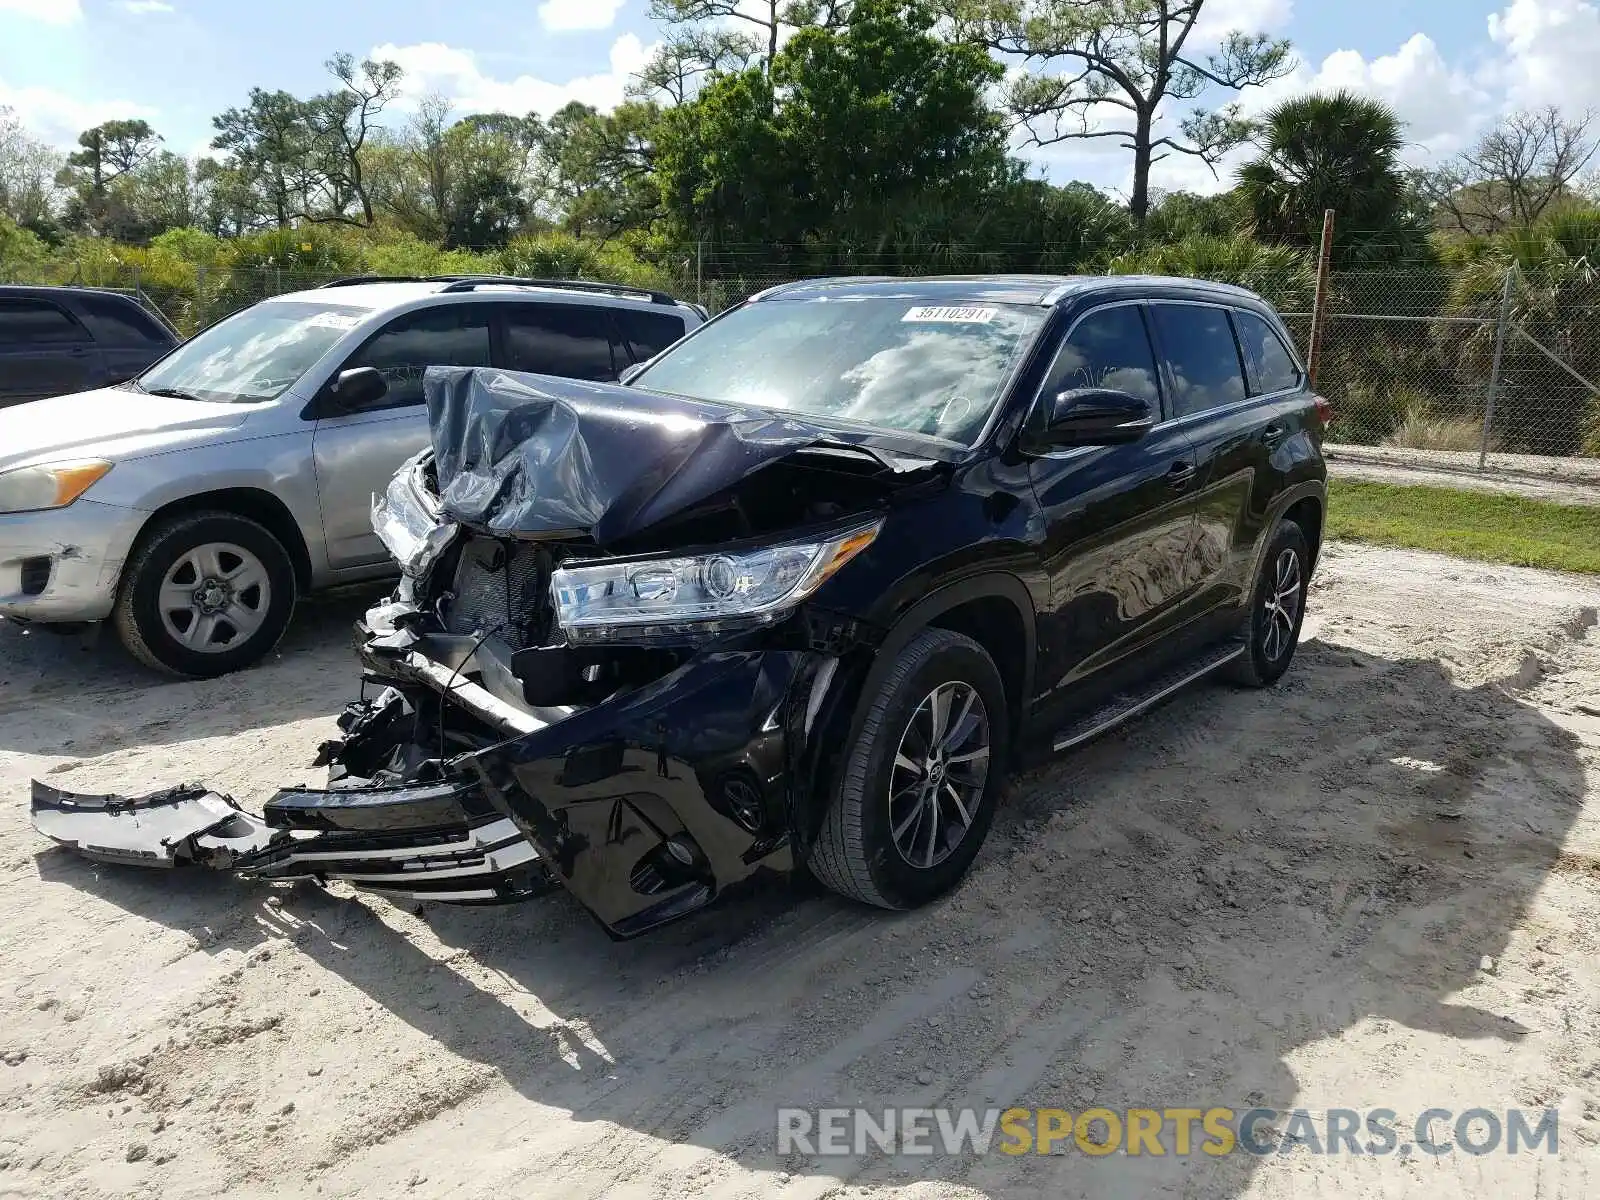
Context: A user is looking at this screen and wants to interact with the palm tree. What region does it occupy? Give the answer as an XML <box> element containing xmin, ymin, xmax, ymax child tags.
<box><xmin>1107</xmin><ymin>233</ymin><xmax>1315</xmax><ymax>312</ymax></box>
<box><xmin>1237</xmin><ymin>90</ymin><xmax>1428</xmax><ymax>265</ymax></box>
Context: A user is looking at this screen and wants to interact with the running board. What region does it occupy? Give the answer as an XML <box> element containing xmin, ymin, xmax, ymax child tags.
<box><xmin>1052</xmin><ymin>641</ymin><xmax>1244</xmax><ymax>752</ymax></box>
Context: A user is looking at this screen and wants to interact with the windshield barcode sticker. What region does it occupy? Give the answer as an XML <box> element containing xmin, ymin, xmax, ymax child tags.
<box><xmin>902</xmin><ymin>306</ymin><xmax>996</xmax><ymax>324</ymax></box>
<box><xmin>306</xmin><ymin>312</ymin><xmax>364</xmax><ymax>330</ymax></box>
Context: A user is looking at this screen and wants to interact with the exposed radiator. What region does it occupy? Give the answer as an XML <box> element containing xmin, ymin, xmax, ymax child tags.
<box><xmin>440</xmin><ymin>536</ymin><xmax>553</xmax><ymax>647</ymax></box>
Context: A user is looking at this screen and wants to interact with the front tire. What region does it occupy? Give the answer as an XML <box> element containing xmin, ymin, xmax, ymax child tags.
<box><xmin>1226</xmin><ymin>518</ymin><xmax>1310</xmax><ymax>688</ymax></box>
<box><xmin>810</xmin><ymin>628</ymin><xmax>1009</xmax><ymax>910</ymax></box>
<box><xmin>113</xmin><ymin>511</ymin><xmax>297</xmax><ymax>678</ymax></box>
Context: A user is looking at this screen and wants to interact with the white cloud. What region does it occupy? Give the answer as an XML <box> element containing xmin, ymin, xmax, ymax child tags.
<box><xmin>1487</xmin><ymin>0</ymin><xmax>1600</xmax><ymax>109</ymax></box>
<box><xmin>374</xmin><ymin>34</ymin><xmax>654</xmax><ymax>117</ymax></box>
<box><xmin>0</xmin><ymin>77</ymin><xmax>157</xmax><ymax>146</ymax></box>
<box><xmin>1191</xmin><ymin>0</ymin><xmax>1294</xmax><ymax>47</ymax></box>
<box><xmin>538</xmin><ymin>0</ymin><xmax>624</xmax><ymax>33</ymax></box>
<box><xmin>0</xmin><ymin>0</ymin><xmax>81</xmax><ymax>23</ymax></box>
<box><xmin>117</xmin><ymin>0</ymin><xmax>176</xmax><ymax>14</ymax></box>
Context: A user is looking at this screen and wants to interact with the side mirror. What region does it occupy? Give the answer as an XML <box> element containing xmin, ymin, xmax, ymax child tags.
<box><xmin>618</xmin><ymin>361</ymin><xmax>648</xmax><ymax>386</ymax></box>
<box><xmin>327</xmin><ymin>367</ymin><xmax>389</xmax><ymax>412</ymax></box>
<box><xmin>1030</xmin><ymin>387</ymin><xmax>1155</xmax><ymax>449</ymax></box>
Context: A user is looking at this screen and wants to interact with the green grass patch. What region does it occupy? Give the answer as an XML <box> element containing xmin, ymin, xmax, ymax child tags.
<box><xmin>1328</xmin><ymin>480</ymin><xmax>1600</xmax><ymax>573</ymax></box>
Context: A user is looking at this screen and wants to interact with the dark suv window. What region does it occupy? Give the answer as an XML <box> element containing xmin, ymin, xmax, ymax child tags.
<box><xmin>614</xmin><ymin>309</ymin><xmax>688</xmax><ymax>363</ymax></box>
<box><xmin>73</xmin><ymin>293</ymin><xmax>172</xmax><ymax>345</ymax></box>
<box><xmin>503</xmin><ymin>304</ymin><xmax>620</xmax><ymax>381</ymax></box>
<box><xmin>1233</xmin><ymin>309</ymin><xmax>1302</xmax><ymax>395</ymax></box>
<box><xmin>346</xmin><ymin>306</ymin><xmax>493</xmax><ymax>407</ymax></box>
<box><xmin>1042</xmin><ymin>304</ymin><xmax>1162</xmax><ymax>410</ymax></box>
<box><xmin>0</xmin><ymin>298</ymin><xmax>88</xmax><ymax>344</ymax></box>
<box><xmin>1149</xmin><ymin>303</ymin><xmax>1247</xmax><ymax>417</ymax></box>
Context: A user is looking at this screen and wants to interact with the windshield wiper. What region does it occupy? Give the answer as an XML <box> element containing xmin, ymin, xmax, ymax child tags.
<box><xmin>143</xmin><ymin>386</ymin><xmax>207</xmax><ymax>402</ymax></box>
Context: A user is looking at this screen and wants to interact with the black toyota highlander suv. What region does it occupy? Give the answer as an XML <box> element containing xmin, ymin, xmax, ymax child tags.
<box><xmin>33</xmin><ymin>274</ymin><xmax>1330</xmax><ymax>939</ymax></box>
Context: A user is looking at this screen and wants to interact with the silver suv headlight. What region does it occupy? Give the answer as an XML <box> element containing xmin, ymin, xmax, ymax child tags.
<box><xmin>371</xmin><ymin>454</ymin><xmax>456</xmax><ymax>577</ymax></box>
<box><xmin>552</xmin><ymin>519</ymin><xmax>882</xmax><ymax>642</ymax></box>
<box><xmin>0</xmin><ymin>460</ymin><xmax>113</xmax><ymax>514</ymax></box>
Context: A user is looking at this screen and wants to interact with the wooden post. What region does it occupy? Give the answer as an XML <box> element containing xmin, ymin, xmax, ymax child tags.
<box><xmin>1306</xmin><ymin>209</ymin><xmax>1335</xmax><ymax>388</ymax></box>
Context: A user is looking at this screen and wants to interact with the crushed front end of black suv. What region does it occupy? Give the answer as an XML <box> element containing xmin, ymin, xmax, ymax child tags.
<box><xmin>32</xmin><ymin>366</ymin><xmax>951</xmax><ymax>936</ymax></box>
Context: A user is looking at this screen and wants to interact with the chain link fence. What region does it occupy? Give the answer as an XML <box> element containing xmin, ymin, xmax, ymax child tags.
<box><xmin>8</xmin><ymin>254</ymin><xmax>1598</xmax><ymax>469</ymax></box>
<box><xmin>1284</xmin><ymin>264</ymin><xmax>1600</xmax><ymax>473</ymax></box>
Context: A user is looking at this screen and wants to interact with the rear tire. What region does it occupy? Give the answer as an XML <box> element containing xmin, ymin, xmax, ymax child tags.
<box><xmin>810</xmin><ymin>628</ymin><xmax>1009</xmax><ymax>910</ymax></box>
<box><xmin>114</xmin><ymin>511</ymin><xmax>297</xmax><ymax>678</ymax></box>
<box><xmin>1226</xmin><ymin>518</ymin><xmax>1310</xmax><ymax>688</ymax></box>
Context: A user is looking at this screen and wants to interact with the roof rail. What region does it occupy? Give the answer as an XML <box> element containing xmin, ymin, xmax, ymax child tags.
<box><xmin>318</xmin><ymin>275</ymin><xmax>435</xmax><ymax>288</ymax></box>
<box><xmin>431</xmin><ymin>275</ymin><xmax>679</xmax><ymax>306</ymax></box>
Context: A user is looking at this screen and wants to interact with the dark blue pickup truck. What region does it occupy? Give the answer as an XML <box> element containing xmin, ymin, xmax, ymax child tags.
<box><xmin>0</xmin><ymin>285</ymin><xmax>180</xmax><ymax>408</ymax></box>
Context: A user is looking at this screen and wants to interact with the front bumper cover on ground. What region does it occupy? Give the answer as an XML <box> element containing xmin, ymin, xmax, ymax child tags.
<box><xmin>31</xmin><ymin>633</ymin><xmax>845</xmax><ymax>935</ymax></box>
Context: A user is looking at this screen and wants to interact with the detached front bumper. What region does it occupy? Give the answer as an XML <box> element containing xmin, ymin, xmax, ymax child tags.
<box><xmin>32</xmin><ymin>614</ymin><xmax>848</xmax><ymax>938</ymax></box>
<box><xmin>359</xmin><ymin>623</ymin><xmax>839</xmax><ymax>937</ymax></box>
<box><xmin>0</xmin><ymin>499</ymin><xmax>145</xmax><ymax>622</ymax></box>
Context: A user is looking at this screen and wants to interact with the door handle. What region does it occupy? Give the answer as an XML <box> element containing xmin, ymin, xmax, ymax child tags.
<box><xmin>1167</xmin><ymin>461</ymin><xmax>1196</xmax><ymax>489</ymax></box>
<box><xmin>1262</xmin><ymin>423</ymin><xmax>1287</xmax><ymax>445</ymax></box>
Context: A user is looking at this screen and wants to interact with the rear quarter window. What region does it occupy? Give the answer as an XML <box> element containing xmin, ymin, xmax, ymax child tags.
<box><xmin>615</xmin><ymin>309</ymin><xmax>689</xmax><ymax>363</ymax></box>
<box><xmin>72</xmin><ymin>294</ymin><xmax>173</xmax><ymax>345</ymax></box>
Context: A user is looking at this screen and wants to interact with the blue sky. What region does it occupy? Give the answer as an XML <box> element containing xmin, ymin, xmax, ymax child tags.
<box><xmin>3</xmin><ymin>0</ymin><xmax>1598</xmax><ymax>201</ymax></box>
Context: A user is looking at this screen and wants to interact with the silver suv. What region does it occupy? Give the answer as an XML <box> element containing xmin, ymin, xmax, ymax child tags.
<box><xmin>0</xmin><ymin>276</ymin><xmax>704</xmax><ymax>676</ymax></box>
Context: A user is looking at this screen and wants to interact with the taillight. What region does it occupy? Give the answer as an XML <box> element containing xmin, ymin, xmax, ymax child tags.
<box><xmin>1314</xmin><ymin>396</ymin><xmax>1333</xmax><ymax>427</ymax></box>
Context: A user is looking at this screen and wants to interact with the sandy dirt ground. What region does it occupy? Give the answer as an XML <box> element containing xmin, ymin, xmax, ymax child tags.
<box><xmin>2</xmin><ymin>544</ymin><xmax>1599</xmax><ymax>1199</ymax></box>
<box><xmin>1325</xmin><ymin>446</ymin><xmax>1600</xmax><ymax>506</ymax></box>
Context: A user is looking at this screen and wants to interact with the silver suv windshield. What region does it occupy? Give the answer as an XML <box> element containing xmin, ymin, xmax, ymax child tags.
<box><xmin>136</xmin><ymin>300</ymin><xmax>370</xmax><ymax>404</ymax></box>
<box><xmin>631</xmin><ymin>297</ymin><xmax>1048</xmax><ymax>444</ymax></box>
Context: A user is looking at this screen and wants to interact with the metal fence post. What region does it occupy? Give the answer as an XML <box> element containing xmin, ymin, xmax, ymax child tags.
<box><xmin>1306</xmin><ymin>210</ymin><xmax>1335</xmax><ymax>387</ymax></box>
<box><xmin>1478</xmin><ymin>265</ymin><xmax>1516</xmax><ymax>470</ymax></box>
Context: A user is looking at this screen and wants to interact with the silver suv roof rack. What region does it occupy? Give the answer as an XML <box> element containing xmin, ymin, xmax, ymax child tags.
<box><xmin>318</xmin><ymin>274</ymin><xmax>680</xmax><ymax>306</ymax></box>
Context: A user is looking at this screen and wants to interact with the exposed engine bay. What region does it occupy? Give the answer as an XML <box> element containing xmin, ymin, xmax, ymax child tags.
<box><xmin>32</xmin><ymin>367</ymin><xmax>946</xmax><ymax>936</ymax></box>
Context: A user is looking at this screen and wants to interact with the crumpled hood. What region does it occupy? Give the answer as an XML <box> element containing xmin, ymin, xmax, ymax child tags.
<box><xmin>425</xmin><ymin>367</ymin><xmax>949</xmax><ymax>546</ymax></box>
<box><xmin>0</xmin><ymin>387</ymin><xmax>256</xmax><ymax>472</ymax></box>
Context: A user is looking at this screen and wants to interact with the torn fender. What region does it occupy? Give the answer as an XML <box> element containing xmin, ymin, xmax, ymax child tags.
<box><xmin>423</xmin><ymin>366</ymin><xmax>950</xmax><ymax>545</ymax></box>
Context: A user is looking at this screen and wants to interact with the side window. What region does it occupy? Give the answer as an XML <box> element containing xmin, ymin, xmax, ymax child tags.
<box><xmin>1149</xmin><ymin>303</ymin><xmax>1247</xmax><ymax>418</ymax></box>
<box><xmin>1041</xmin><ymin>304</ymin><xmax>1162</xmax><ymax>415</ymax></box>
<box><xmin>503</xmin><ymin>304</ymin><xmax>621</xmax><ymax>381</ymax></box>
<box><xmin>344</xmin><ymin>305</ymin><xmax>493</xmax><ymax>408</ymax></box>
<box><xmin>1233</xmin><ymin>309</ymin><xmax>1302</xmax><ymax>395</ymax></box>
<box><xmin>74</xmin><ymin>294</ymin><xmax>171</xmax><ymax>345</ymax></box>
<box><xmin>0</xmin><ymin>298</ymin><xmax>89</xmax><ymax>344</ymax></box>
<box><xmin>614</xmin><ymin>309</ymin><xmax>689</xmax><ymax>364</ymax></box>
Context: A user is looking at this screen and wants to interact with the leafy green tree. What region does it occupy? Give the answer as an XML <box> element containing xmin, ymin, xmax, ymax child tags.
<box><xmin>1237</xmin><ymin>91</ymin><xmax>1429</xmax><ymax>265</ymax></box>
<box><xmin>0</xmin><ymin>107</ymin><xmax>61</xmax><ymax>235</ymax></box>
<box><xmin>656</xmin><ymin>0</ymin><xmax>1007</xmax><ymax>255</ymax></box>
<box><xmin>948</xmin><ymin>0</ymin><xmax>1291</xmax><ymax>223</ymax></box>
<box><xmin>1142</xmin><ymin>188</ymin><xmax>1246</xmax><ymax>242</ymax></box>
<box><xmin>540</xmin><ymin>101</ymin><xmax>664</xmax><ymax>238</ymax></box>
<box><xmin>58</xmin><ymin>119</ymin><xmax>164</xmax><ymax>235</ymax></box>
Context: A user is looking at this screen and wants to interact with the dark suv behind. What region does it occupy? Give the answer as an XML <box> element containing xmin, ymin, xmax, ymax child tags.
<box><xmin>34</xmin><ymin>274</ymin><xmax>1331</xmax><ymax>939</ymax></box>
<box><xmin>0</xmin><ymin>285</ymin><xmax>180</xmax><ymax>407</ymax></box>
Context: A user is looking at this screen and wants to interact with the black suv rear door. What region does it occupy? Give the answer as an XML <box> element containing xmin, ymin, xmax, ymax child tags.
<box><xmin>0</xmin><ymin>296</ymin><xmax>104</xmax><ymax>406</ymax></box>
<box><xmin>67</xmin><ymin>292</ymin><xmax>178</xmax><ymax>385</ymax></box>
<box><xmin>1149</xmin><ymin>301</ymin><xmax>1306</xmax><ymax>619</ymax></box>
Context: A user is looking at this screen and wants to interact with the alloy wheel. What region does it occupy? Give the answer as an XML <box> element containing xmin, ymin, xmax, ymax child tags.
<box><xmin>1261</xmin><ymin>547</ymin><xmax>1302</xmax><ymax>663</ymax></box>
<box><xmin>157</xmin><ymin>542</ymin><xmax>272</xmax><ymax>653</ymax></box>
<box><xmin>888</xmin><ymin>681</ymin><xmax>990</xmax><ymax>869</ymax></box>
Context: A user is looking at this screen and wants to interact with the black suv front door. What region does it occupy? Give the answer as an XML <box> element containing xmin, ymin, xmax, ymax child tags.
<box><xmin>1026</xmin><ymin>301</ymin><xmax>1205</xmax><ymax>722</ymax></box>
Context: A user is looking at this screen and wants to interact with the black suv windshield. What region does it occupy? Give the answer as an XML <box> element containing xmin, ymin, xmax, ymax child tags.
<box><xmin>632</xmin><ymin>297</ymin><xmax>1047</xmax><ymax>444</ymax></box>
<box><xmin>137</xmin><ymin>300</ymin><xmax>370</xmax><ymax>404</ymax></box>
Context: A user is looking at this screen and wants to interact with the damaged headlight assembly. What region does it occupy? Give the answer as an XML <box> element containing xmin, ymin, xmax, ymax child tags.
<box><xmin>371</xmin><ymin>453</ymin><xmax>457</xmax><ymax>577</ymax></box>
<box><xmin>0</xmin><ymin>459</ymin><xmax>113</xmax><ymax>514</ymax></box>
<box><xmin>552</xmin><ymin>519</ymin><xmax>882</xmax><ymax>642</ymax></box>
